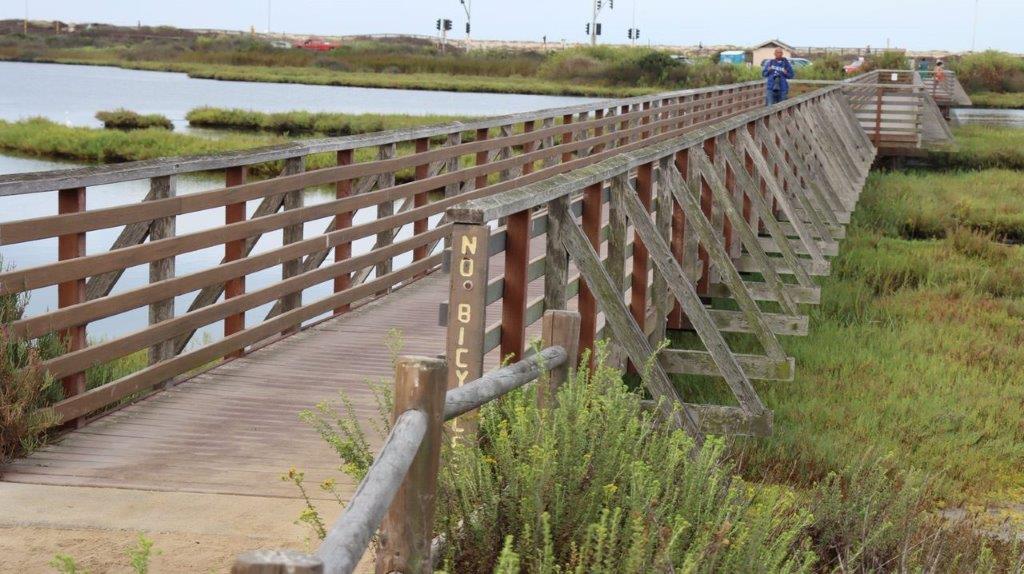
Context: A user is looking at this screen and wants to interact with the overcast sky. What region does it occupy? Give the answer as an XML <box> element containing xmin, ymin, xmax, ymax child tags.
<box><xmin>3</xmin><ymin>0</ymin><xmax>1020</xmax><ymax>53</ymax></box>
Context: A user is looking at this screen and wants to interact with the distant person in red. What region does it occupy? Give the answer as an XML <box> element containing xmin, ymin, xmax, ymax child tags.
<box><xmin>762</xmin><ymin>48</ymin><xmax>795</xmax><ymax>106</ymax></box>
<box><xmin>934</xmin><ymin>60</ymin><xmax>947</xmax><ymax>83</ymax></box>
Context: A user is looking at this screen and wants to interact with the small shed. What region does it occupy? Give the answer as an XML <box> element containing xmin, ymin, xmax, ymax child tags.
<box><xmin>751</xmin><ymin>39</ymin><xmax>794</xmax><ymax>67</ymax></box>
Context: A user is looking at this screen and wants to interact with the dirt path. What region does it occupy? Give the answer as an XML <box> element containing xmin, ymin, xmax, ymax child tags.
<box><xmin>0</xmin><ymin>482</ymin><xmax>344</xmax><ymax>573</ymax></box>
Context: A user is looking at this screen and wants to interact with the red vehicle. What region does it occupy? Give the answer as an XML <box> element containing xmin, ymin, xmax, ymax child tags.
<box><xmin>293</xmin><ymin>38</ymin><xmax>336</xmax><ymax>52</ymax></box>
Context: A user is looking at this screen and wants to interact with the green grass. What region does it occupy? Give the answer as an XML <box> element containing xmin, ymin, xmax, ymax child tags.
<box><xmin>855</xmin><ymin>168</ymin><xmax>1024</xmax><ymax>242</ymax></box>
<box><xmin>0</xmin><ymin>117</ymin><xmax>432</xmax><ymax>179</ymax></box>
<box><xmin>297</xmin><ymin>343</ymin><xmax>1010</xmax><ymax>572</ymax></box>
<box><xmin>95</xmin><ymin>109</ymin><xmax>174</xmax><ymax>131</ymax></box>
<box><xmin>927</xmin><ymin>125</ymin><xmax>1024</xmax><ymax>171</ymax></box>
<box><xmin>185</xmin><ymin>107</ymin><xmax>475</xmax><ymax>136</ymax></box>
<box><xmin>707</xmin><ymin>169</ymin><xmax>1024</xmax><ymax>508</ymax></box>
<box><xmin>969</xmin><ymin>92</ymin><xmax>1024</xmax><ymax>109</ymax></box>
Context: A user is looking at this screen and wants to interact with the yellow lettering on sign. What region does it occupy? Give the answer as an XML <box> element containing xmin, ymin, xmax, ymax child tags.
<box><xmin>455</xmin><ymin>348</ymin><xmax>468</xmax><ymax>369</ymax></box>
<box><xmin>459</xmin><ymin>257</ymin><xmax>474</xmax><ymax>277</ymax></box>
<box><xmin>457</xmin><ymin>326</ymin><xmax>465</xmax><ymax>345</ymax></box>
<box><xmin>460</xmin><ymin>234</ymin><xmax>478</xmax><ymax>255</ymax></box>
<box><xmin>456</xmin><ymin>369</ymin><xmax>469</xmax><ymax>385</ymax></box>
<box><xmin>457</xmin><ymin>303</ymin><xmax>471</xmax><ymax>324</ymax></box>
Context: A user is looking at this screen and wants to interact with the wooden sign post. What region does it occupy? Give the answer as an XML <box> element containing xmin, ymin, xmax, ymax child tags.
<box><xmin>445</xmin><ymin>223</ymin><xmax>490</xmax><ymax>439</ymax></box>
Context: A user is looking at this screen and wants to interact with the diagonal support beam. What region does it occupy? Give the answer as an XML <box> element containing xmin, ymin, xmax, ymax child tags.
<box><xmin>718</xmin><ymin>142</ymin><xmax>814</xmax><ymax>288</ymax></box>
<box><xmin>689</xmin><ymin>149</ymin><xmax>799</xmax><ymax>315</ymax></box>
<box><xmin>739</xmin><ymin>130</ymin><xmax>829</xmax><ymax>265</ymax></box>
<box><xmin>615</xmin><ymin>175</ymin><xmax>773</xmax><ymax>415</ymax></box>
<box><xmin>660</xmin><ymin>168</ymin><xmax>786</xmax><ymax>362</ymax></box>
<box><xmin>549</xmin><ymin>198</ymin><xmax>706</xmax><ymax>442</ymax></box>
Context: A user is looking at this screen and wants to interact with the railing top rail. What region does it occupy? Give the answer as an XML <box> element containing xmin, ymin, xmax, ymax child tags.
<box><xmin>449</xmin><ymin>84</ymin><xmax>843</xmax><ymax>224</ymax></box>
<box><xmin>0</xmin><ymin>80</ymin><xmax>764</xmax><ymax>196</ymax></box>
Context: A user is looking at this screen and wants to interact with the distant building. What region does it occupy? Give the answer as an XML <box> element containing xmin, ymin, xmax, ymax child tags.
<box><xmin>751</xmin><ymin>39</ymin><xmax>794</xmax><ymax>66</ymax></box>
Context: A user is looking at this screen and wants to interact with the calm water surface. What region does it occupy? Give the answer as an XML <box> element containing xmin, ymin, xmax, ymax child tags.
<box><xmin>951</xmin><ymin>107</ymin><xmax>1024</xmax><ymax>128</ymax></box>
<box><xmin>0</xmin><ymin>60</ymin><xmax>597</xmax><ymax>129</ymax></box>
<box><xmin>0</xmin><ymin>62</ymin><xmax>596</xmax><ymax>342</ymax></box>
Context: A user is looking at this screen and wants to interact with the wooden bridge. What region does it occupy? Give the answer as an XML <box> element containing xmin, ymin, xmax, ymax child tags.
<box><xmin>0</xmin><ymin>70</ymin><xmax>966</xmax><ymax>571</ymax></box>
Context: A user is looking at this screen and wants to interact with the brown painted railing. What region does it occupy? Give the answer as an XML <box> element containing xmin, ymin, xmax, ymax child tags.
<box><xmin>0</xmin><ymin>81</ymin><xmax>762</xmax><ymax>428</ymax></box>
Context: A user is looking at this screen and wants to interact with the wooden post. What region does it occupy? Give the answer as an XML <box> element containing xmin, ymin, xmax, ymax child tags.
<box><xmin>224</xmin><ymin>166</ymin><xmax>247</xmax><ymax>358</ymax></box>
<box><xmin>577</xmin><ymin>182</ymin><xmax>603</xmax><ymax>358</ymax></box>
<box><xmin>148</xmin><ymin>176</ymin><xmax>176</xmax><ymax>389</ymax></box>
<box><xmin>334</xmin><ymin>149</ymin><xmax>354</xmax><ymax>316</ymax></box>
<box><xmin>630</xmin><ymin>164</ymin><xmax>653</xmax><ymax>334</ymax></box>
<box><xmin>232</xmin><ymin>550</ymin><xmax>323</xmax><ymax>574</ymax></box>
<box><xmin>538</xmin><ymin>310</ymin><xmax>581</xmax><ymax>409</ymax></box>
<box><xmin>544</xmin><ymin>197</ymin><xmax>569</xmax><ymax>311</ymax></box>
<box><xmin>376</xmin><ymin>143</ymin><xmax>397</xmax><ymax>296</ymax></box>
<box><xmin>413</xmin><ymin>137</ymin><xmax>431</xmax><ymax>264</ymax></box>
<box><xmin>445</xmin><ymin>223</ymin><xmax>489</xmax><ymax>439</ymax></box>
<box><xmin>874</xmin><ymin>86</ymin><xmax>883</xmax><ymax>147</ymax></box>
<box><xmin>474</xmin><ymin>128</ymin><xmax>489</xmax><ymax>190</ymax></box>
<box><xmin>58</xmin><ymin>186</ymin><xmax>86</xmax><ymax>426</ymax></box>
<box><xmin>376</xmin><ymin>356</ymin><xmax>447</xmax><ymax>574</ymax></box>
<box><xmin>668</xmin><ymin>150</ymin><xmax>687</xmax><ymax>330</ymax></box>
<box><xmin>560</xmin><ymin>114</ymin><xmax>574</xmax><ymax>164</ymax></box>
<box><xmin>697</xmin><ymin>139</ymin><xmax>715</xmax><ymax>295</ymax></box>
<box><xmin>521</xmin><ymin>121</ymin><xmax>536</xmax><ymax>175</ymax></box>
<box><xmin>280</xmin><ymin>156</ymin><xmax>305</xmax><ymax>335</ymax></box>
<box><xmin>500</xmin><ymin>208</ymin><xmax>530</xmax><ymax>363</ymax></box>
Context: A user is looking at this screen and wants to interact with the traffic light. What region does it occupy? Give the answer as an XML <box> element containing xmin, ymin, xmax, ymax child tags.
<box><xmin>609</xmin><ymin>0</ymin><xmax>614</xmax><ymax>7</ymax></box>
<box><xmin>586</xmin><ymin>22</ymin><xmax>590</xmax><ymax>35</ymax></box>
<box><xmin>627</xmin><ymin>29</ymin><xmax>633</xmax><ymax>40</ymax></box>
<box><xmin>596</xmin><ymin>23</ymin><xmax>602</xmax><ymax>35</ymax></box>
<box><xmin>596</xmin><ymin>0</ymin><xmax>601</xmax><ymax>8</ymax></box>
<box><xmin>466</xmin><ymin>22</ymin><xmax>471</xmax><ymax>34</ymax></box>
<box><xmin>436</xmin><ymin>19</ymin><xmax>441</xmax><ymax>31</ymax></box>
<box><xmin>635</xmin><ymin>28</ymin><xmax>639</xmax><ymax>39</ymax></box>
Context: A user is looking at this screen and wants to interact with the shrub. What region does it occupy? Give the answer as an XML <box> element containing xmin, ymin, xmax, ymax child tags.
<box><xmin>953</xmin><ymin>50</ymin><xmax>1024</xmax><ymax>93</ymax></box>
<box><xmin>95</xmin><ymin>109</ymin><xmax>174</xmax><ymax>131</ymax></box>
<box><xmin>0</xmin><ymin>276</ymin><xmax>61</xmax><ymax>462</ymax></box>
<box><xmin>864</xmin><ymin>50</ymin><xmax>911</xmax><ymax>71</ymax></box>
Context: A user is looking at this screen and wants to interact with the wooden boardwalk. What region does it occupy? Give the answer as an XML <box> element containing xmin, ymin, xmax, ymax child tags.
<box><xmin>0</xmin><ymin>247</ymin><xmax>537</xmax><ymax>501</ymax></box>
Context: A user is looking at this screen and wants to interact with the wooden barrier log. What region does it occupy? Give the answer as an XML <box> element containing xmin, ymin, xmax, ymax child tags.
<box><xmin>232</xmin><ymin>550</ymin><xmax>323</xmax><ymax>574</ymax></box>
<box><xmin>538</xmin><ymin>311</ymin><xmax>581</xmax><ymax>409</ymax></box>
<box><xmin>376</xmin><ymin>356</ymin><xmax>447</xmax><ymax>574</ymax></box>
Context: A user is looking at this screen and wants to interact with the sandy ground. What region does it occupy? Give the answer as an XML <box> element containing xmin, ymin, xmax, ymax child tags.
<box><xmin>0</xmin><ymin>482</ymin><xmax>345</xmax><ymax>573</ymax></box>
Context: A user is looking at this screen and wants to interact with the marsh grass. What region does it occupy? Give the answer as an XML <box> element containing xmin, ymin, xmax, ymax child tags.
<box><xmin>927</xmin><ymin>126</ymin><xmax>1024</xmax><ymax>171</ymax></box>
<box><xmin>969</xmin><ymin>92</ymin><xmax>1024</xmax><ymax>110</ymax></box>
<box><xmin>95</xmin><ymin>109</ymin><xmax>174</xmax><ymax>131</ymax></box>
<box><xmin>185</xmin><ymin>107</ymin><xmax>475</xmax><ymax>137</ymax></box>
<box><xmin>695</xmin><ymin>170</ymin><xmax>1024</xmax><ymax>511</ymax></box>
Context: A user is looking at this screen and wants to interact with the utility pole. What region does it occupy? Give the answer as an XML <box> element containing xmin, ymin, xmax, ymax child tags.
<box><xmin>267</xmin><ymin>0</ymin><xmax>271</xmax><ymax>34</ymax></box>
<box><xmin>460</xmin><ymin>0</ymin><xmax>472</xmax><ymax>50</ymax></box>
<box><xmin>589</xmin><ymin>0</ymin><xmax>612</xmax><ymax>46</ymax></box>
<box><xmin>23</xmin><ymin>0</ymin><xmax>28</xmax><ymax>35</ymax></box>
<box><xmin>971</xmin><ymin>0</ymin><xmax>979</xmax><ymax>52</ymax></box>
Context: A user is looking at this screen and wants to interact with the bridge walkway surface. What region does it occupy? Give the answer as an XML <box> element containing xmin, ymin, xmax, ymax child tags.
<box><xmin>0</xmin><ymin>244</ymin><xmax>545</xmax><ymax>572</ymax></box>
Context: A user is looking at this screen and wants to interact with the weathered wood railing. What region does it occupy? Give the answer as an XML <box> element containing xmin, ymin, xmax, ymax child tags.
<box><xmin>232</xmin><ymin>309</ymin><xmax>582</xmax><ymax>574</ymax></box>
<box><xmin>440</xmin><ymin>84</ymin><xmax>875</xmax><ymax>440</ymax></box>
<box><xmin>794</xmin><ymin>69</ymin><xmax>963</xmax><ymax>151</ymax></box>
<box><xmin>0</xmin><ymin>81</ymin><xmax>763</xmax><ymax>428</ymax></box>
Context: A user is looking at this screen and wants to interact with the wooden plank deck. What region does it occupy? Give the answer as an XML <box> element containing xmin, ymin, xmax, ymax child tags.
<box><xmin>0</xmin><ymin>240</ymin><xmax>544</xmax><ymax>500</ymax></box>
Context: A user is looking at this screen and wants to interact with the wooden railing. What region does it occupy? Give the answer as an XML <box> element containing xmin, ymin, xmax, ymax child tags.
<box><xmin>232</xmin><ymin>309</ymin><xmax>582</xmax><ymax>574</ymax></box>
<box><xmin>0</xmin><ymin>81</ymin><xmax>763</xmax><ymax>428</ymax></box>
<box><xmin>439</xmin><ymin>84</ymin><xmax>875</xmax><ymax>439</ymax></box>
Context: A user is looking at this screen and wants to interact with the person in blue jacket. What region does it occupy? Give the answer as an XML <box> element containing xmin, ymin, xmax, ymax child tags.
<box><xmin>762</xmin><ymin>48</ymin><xmax>795</xmax><ymax>106</ymax></box>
